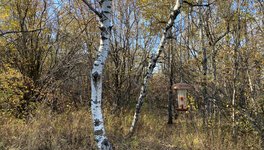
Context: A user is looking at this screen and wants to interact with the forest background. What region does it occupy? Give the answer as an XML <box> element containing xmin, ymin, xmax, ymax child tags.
<box><xmin>0</xmin><ymin>0</ymin><xmax>263</xmax><ymax>149</ymax></box>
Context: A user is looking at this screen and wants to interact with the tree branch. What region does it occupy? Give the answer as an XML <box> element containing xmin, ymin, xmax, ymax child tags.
<box><xmin>183</xmin><ymin>0</ymin><xmax>213</xmax><ymax>7</ymax></box>
<box><xmin>0</xmin><ymin>29</ymin><xmax>42</xmax><ymax>37</ymax></box>
<box><xmin>82</xmin><ymin>0</ymin><xmax>102</xmax><ymax>18</ymax></box>
<box><xmin>213</xmin><ymin>27</ymin><xmax>230</xmax><ymax>45</ymax></box>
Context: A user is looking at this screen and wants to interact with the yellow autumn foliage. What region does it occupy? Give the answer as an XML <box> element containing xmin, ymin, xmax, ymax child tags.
<box><xmin>0</xmin><ymin>65</ymin><xmax>35</xmax><ymax>116</ymax></box>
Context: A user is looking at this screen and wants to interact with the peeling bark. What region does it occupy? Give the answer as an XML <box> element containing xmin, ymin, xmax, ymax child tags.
<box><xmin>128</xmin><ymin>0</ymin><xmax>182</xmax><ymax>136</ymax></box>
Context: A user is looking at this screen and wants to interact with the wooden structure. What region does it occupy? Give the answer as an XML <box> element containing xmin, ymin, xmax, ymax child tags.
<box><xmin>173</xmin><ymin>83</ymin><xmax>192</xmax><ymax>111</ymax></box>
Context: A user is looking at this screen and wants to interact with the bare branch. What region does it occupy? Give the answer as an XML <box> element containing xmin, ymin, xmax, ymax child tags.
<box><xmin>82</xmin><ymin>0</ymin><xmax>102</xmax><ymax>18</ymax></box>
<box><xmin>183</xmin><ymin>0</ymin><xmax>213</xmax><ymax>7</ymax></box>
<box><xmin>213</xmin><ymin>27</ymin><xmax>230</xmax><ymax>45</ymax></box>
<box><xmin>0</xmin><ymin>29</ymin><xmax>43</xmax><ymax>37</ymax></box>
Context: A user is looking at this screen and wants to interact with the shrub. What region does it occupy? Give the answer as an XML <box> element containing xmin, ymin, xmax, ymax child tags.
<box><xmin>0</xmin><ymin>65</ymin><xmax>37</xmax><ymax>118</ymax></box>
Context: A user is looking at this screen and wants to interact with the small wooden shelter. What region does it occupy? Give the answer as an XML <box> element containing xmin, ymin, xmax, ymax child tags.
<box><xmin>173</xmin><ymin>82</ymin><xmax>192</xmax><ymax>111</ymax></box>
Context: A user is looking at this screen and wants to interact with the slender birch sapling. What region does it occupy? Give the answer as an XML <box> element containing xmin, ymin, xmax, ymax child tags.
<box><xmin>128</xmin><ymin>0</ymin><xmax>182</xmax><ymax>136</ymax></box>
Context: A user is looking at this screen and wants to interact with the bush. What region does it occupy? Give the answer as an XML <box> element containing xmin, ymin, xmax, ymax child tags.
<box><xmin>0</xmin><ymin>65</ymin><xmax>37</xmax><ymax>118</ymax></box>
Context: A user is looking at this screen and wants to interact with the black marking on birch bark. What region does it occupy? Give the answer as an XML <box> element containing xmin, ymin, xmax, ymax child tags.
<box><xmin>102</xmin><ymin>10</ymin><xmax>110</xmax><ymax>13</ymax></box>
<box><xmin>94</xmin><ymin>119</ymin><xmax>101</xmax><ymax>126</ymax></box>
<box><xmin>102</xmin><ymin>139</ymin><xmax>110</xmax><ymax>147</ymax></box>
<box><xmin>94</xmin><ymin>129</ymin><xmax>103</xmax><ymax>135</ymax></box>
<box><xmin>107</xmin><ymin>5</ymin><xmax>111</xmax><ymax>9</ymax></box>
<box><xmin>99</xmin><ymin>26</ymin><xmax>106</xmax><ymax>32</ymax></box>
<box><xmin>109</xmin><ymin>25</ymin><xmax>113</xmax><ymax>30</ymax></box>
<box><xmin>99</xmin><ymin>1</ymin><xmax>102</xmax><ymax>6</ymax></box>
<box><xmin>102</xmin><ymin>36</ymin><xmax>108</xmax><ymax>40</ymax></box>
<box><xmin>100</xmin><ymin>17</ymin><xmax>108</xmax><ymax>22</ymax></box>
<box><xmin>167</xmin><ymin>10</ymin><xmax>180</xmax><ymax>30</ymax></box>
<box><xmin>92</xmin><ymin>71</ymin><xmax>100</xmax><ymax>80</ymax></box>
<box><xmin>166</xmin><ymin>24</ymin><xmax>173</xmax><ymax>31</ymax></box>
<box><xmin>93</xmin><ymin>100</ymin><xmax>98</xmax><ymax>104</ymax></box>
<box><xmin>149</xmin><ymin>64</ymin><xmax>156</xmax><ymax>69</ymax></box>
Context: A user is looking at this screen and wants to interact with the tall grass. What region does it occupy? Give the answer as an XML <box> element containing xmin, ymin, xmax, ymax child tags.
<box><xmin>0</xmin><ymin>105</ymin><xmax>95</xmax><ymax>150</ymax></box>
<box><xmin>0</xmin><ymin>105</ymin><xmax>261</xmax><ymax>150</ymax></box>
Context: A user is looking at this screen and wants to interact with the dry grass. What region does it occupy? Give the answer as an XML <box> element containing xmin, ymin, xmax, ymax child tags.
<box><xmin>0</xmin><ymin>105</ymin><xmax>95</xmax><ymax>150</ymax></box>
<box><xmin>0</xmin><ymin>105</ymin><xmax>261</xmax><ymax>150</ymax></box>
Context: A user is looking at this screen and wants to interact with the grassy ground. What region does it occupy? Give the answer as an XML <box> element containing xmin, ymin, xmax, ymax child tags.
<box><xmin>0</xmin><ymin>105</ymin><xmax>261</xmax><ymax>150</ymax></box>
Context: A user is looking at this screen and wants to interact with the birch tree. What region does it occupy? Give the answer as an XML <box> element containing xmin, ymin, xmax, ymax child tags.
<box><xmin>82</xmin><ymin>0</ymin><xmax>113</xmax><ymax>149</ymax></box>
<box><xmin>128</xmin><ymin>0</ymin><xmax>182</xmax><ymax>136</ymax></box>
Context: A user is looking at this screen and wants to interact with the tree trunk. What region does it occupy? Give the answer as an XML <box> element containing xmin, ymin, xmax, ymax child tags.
<box><xmin>128</xmin><ymin>0</ymin><xmax>182</xmax><ymax>136</ymax></box>
<box><xmin>83</xmin><ymin>0</ymin><xmax>113</xmax><ymax>149</ymax></box>
<box><xmin>168</xmin><ymin>87</ymin><xmax>174</xmax><ymax>124</ymax></box>
<box><xmin>199</xmin><ymin>0</ymin><xmax>208</xmax><ymax>124</ymax></box>
<box><xmin>168</xmin><ymin>35</ymin><xmax>174</xmax><ymax>124</ymax></box>
<box><xmin>232</xmin><ymin>0</ymin><xmax>241</xmax><ymax>140</ymax></box>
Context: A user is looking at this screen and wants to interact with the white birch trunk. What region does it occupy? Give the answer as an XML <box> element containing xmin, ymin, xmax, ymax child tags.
<box><xmin>83</xmin><ymin>0</ymin><xmax>113</xmax><ymax>149</ymax></box>
<box><xmin>128</xmin><ymin>0</ymin><xmax>182</xmax><ymax>135</ymax></box>
<box><xmin>247</xmin><ymin>70</ymin><xmax>256</xmax><ymax>106</ymax></box>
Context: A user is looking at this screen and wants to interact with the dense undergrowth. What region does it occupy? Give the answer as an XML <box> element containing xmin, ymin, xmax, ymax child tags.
<box><xmin>0</xmin><ymin>104</ymin><xmax>261</xmax><ymax>150</ymax></box>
